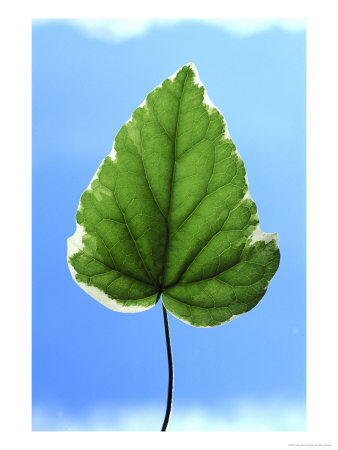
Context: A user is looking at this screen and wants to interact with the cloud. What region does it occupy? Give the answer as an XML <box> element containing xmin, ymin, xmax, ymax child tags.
<box><xmin>205</xmin><ymin>19</ymin><xmax>305</xmax><ymax>37</ymax></box>
<box><xmin>32</xmin><ymin>398</ymin><xmax>306</xmax><ymax>431</ymax></box>
<box><xmin>32</xmin><ymin>19</ymin><xmax>305</xmax><ymax>43</ymax></box>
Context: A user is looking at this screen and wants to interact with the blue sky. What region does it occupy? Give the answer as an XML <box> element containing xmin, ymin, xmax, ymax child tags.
<box><xmin>32</xmin><ymin>19</ymin><xmax>306</xmax><ymax>431</ymax></box>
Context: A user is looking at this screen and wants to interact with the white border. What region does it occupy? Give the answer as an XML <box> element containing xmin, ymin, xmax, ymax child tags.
<box><xmin>0</xmin><ymin>1</ymin><xmax>337</xmax><ymax>449</ymax></box>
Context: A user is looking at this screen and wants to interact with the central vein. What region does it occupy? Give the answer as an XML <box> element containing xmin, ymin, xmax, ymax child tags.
<box><xmin>162</xmin><ymin>68</ymin><xmax>190</xmax><ymax>287</ymax></box>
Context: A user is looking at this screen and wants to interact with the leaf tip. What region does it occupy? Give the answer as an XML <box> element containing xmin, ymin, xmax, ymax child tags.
<box><xmin>184</xmin><ymin>62</ymin><xmax>200</xmax><ymax>80</ymax></box>
<box><xmin>185</xmin><ymin>61</ymin><xmax>197</xmax><ymax>70</ymax></box>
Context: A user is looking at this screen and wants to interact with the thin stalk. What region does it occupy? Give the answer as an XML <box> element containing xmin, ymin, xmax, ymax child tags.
<box><xmin>161</xmin><ymin>303</ymin><xmax>174</xmax><ymax>432</ymax></box>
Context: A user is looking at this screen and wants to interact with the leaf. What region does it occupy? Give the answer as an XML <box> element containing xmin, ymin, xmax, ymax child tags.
<box><xmin>67</xmin><ymin>63</ymin><xmax>280</xmax><ymax>327</ymax></box>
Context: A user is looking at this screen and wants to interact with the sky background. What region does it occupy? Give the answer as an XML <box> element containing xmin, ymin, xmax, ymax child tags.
<box><xmin>32</xmin><ymin>19</ymin><xmax>306</xmax><ymax>431</ymax></box>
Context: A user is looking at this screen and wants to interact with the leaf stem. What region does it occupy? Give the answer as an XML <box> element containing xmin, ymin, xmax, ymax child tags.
<box><xmin>161</xmin><ymin>302</ymin><xmax>174</xmax><ymax>432</ymax></box>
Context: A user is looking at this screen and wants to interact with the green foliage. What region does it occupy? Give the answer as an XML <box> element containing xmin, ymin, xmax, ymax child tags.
<box><xmin>67</xmin><ymin>63</ymin><xmax>280</xmax><ymax>327</ymax></box>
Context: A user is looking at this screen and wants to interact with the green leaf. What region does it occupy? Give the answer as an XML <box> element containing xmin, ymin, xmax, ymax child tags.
<box><xmin>67</xmin><ymin>63</ymin><xmax>280</xmax><ymax>327</ymax></box>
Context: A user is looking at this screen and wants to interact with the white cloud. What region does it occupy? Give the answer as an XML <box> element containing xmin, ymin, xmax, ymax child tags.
<box><xmin>32</xmin><ymin>398</ymin><xmax>306</xmax><ymax>431</ymax></box>
<box><xmin>205</xmin><ymin>19</ymin><xmax>305</xmax><ymax>37</ymax></box>
<box><xmin>68</xmin><ymin>19</ymin><xmax>153</xmax><ymax>43</ymax></box>
<box><xmin>32</xmin><ymin>19</ymin><xmax>305</xmax><ymax>43</ymax></box>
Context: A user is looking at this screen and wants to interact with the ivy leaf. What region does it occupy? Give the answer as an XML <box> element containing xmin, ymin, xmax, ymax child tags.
<box><xmin>67</xmin><ymin>63</ymin><xmax>280</xmax><ymax>327</ymax></box>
